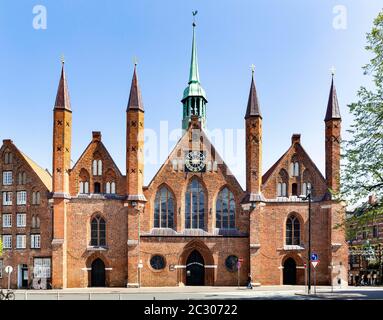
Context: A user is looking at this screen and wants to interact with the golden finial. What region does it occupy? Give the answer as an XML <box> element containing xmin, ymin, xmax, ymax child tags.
<box><xmin>250</xmin><ymin>64</ymin><xmax>256</xmax><ymax>76</ymax></box>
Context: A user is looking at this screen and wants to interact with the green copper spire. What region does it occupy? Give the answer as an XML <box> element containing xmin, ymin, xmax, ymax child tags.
<box><xmin>182</xmin><ymin>12</ymin><xmax>207</xmax><ymax>130</ymax></box>
<box><xmin>189</xmin><ymin>21</ymin><xmax>200</xmax><ymax>84</ymax></box>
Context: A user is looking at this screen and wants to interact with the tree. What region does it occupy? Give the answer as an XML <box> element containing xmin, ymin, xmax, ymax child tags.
<box><xmin>341</xmin><ymin>10</ymin><xmax>383</xmax><ymax>233</ymax></box>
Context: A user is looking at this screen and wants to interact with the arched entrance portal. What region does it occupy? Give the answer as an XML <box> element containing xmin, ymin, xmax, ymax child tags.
<box><xmin>283</xmin><ymin>257</ymin><xmax>297</xmax><ymax>285</ymax></box>
<box><xmin>186</xmin><ymin>250</ymin><xmax>205</xmax><ymax>286</ymax></box>
<box><xmin>91</xmin><ymin>258</ymin><xmax>106</xmax><ymax>287</ymax></box>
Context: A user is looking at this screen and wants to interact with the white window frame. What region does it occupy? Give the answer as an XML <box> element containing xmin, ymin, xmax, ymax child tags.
<box><xmin>2</xmin><ymin>214</ymin><xmax>12</xmax><ymax>228</ymax></box>
<box><xmin>0</xmin><ymin>260</ymin><xmax>3</xmax><ymax>278</ymax></box>
<box><xmin>33</xmin><ymin>258</ymin><xmax>51</xmax><ymax>278</ymax></box>
<box><xmin>92</xmin><ymin>160</ymin><xmax>98</xmax><ymax>176</ymax></box>
<box><xmin>97</xmin><ymin>160</ymin><xmax>102</xmax><ymax>176</ymax></box>
<box><xmin>2</xmin><ymin>192</ymin><xmax>12</xmax><ymax>205</ymax></box>
<box><xmin>31</xmin><ymin>234</ymin><xmax>41</xmax><ymax>249</ymax></box>
<box><xmin>2</xmin><ymin>171</ymin><xmax>13</xmax><ymax>185</ymax></box>
<box><xmin>111</xmin><ymin>182</ymin><xmax>116</xmax><ymax>194</ymax></box>
<box><xmin>294</xmin><ymin>162</ymin><xmax>299</xmax><ymax>176</ymax></box>
<box><xmin>2</xmin><ymin>235</ymin><xmax>12</xmax><ymax>249</ymax></box>
<box><xmin>106</xmin><ymin>182</ymin><xmax>111</xmax><ymax>194</ymax></box>
<box><xmin>17</xmin><ymin>213</ymin><xmax>27</xmax><ymax>227</ymax></box>
<box><xmin>17</xmin><ymin>191</ymin><xmax>27</xmax><ymax>205</ymax></box>
<box><xmin>16</xmin><ymin>234</ymin><xmax>26</xmax><ymax>249</ymax></box>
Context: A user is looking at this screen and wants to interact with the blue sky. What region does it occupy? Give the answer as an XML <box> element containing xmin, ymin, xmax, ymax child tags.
<box><xmin>0</xmin><ymin>1</ymin><xmax>382</xmax><ymax>187</ymax></box>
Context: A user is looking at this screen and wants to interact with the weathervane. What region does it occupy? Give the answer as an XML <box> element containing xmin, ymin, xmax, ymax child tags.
<box><xmin>192</xmin><ymin>10</ymin><xmax>198</xmax><ymax>27</ymax></box>
<box><xmin>250</xmin><ymin>64</ymin><xmax>256</xmax><ymax>76</ymax></box>
<box><xmin>330</xmin><ymin>66</ymin><xmax>336</xmax><ymax>77</ymax></box>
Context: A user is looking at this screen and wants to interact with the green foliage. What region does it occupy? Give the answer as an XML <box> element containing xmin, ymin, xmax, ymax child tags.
<box><xmin>341</xmin><ymin>10</ymin><xmax>383</xmax><ymax>225</ymax></box>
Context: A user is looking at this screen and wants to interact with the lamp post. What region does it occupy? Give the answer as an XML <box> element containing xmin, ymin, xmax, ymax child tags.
<box><xmin>299</xmin><ymin>185</ymin><xmax>312</xmax><ymax>294</ymax></box>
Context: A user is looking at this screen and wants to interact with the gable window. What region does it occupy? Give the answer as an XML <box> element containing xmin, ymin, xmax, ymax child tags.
<box><xmin>105</xmin><ymin>182</ymin><xmax>116</xmax><ymax>194</ymax></box>
<box><xmin>4</xmin><ymin>152</ymin><xmax>13</xmax><ymax>164</ymax></box>
<box><xmin>79</xmin><ymin>181</ymin><xmax>89</xmax><ymax>194</ymax></box>
<box><xmin>2</xmin><ymin>191</ymin><xmax>12</xmax><ymax>205</ymax></box>
<box><xmin>94</xmin><ymin>182</ymin><xmax>101</xmax><ymax>194</ymax></box>
<box><xmin>18</xmin><ymin>171</ymin><xmax>27</xmax><ymax>185</ymax></box>
<box><xmin>185</xmin><ymin>178</ymin><xmax>205</xmax><ymax>229</ymax></box>
<box><xmin>216</xmin><ymin>187</ymin><xmax>235</xmax><ymax>229</ymax></box>
<box><xmin>154</xmin><ymin>186</ymin><xmax>175</xmax><ymax>229</ymax></box>
<box><xmin>292</xmin><ymin>183</ymin><xmax>298</xmax><ymax>196</ymax></box>
<box><xmin>290</xmin><ymin>161</ymin><xmax>299</xmax><ymax>177</ymax></box>
<box><xmin>92</xmin><ymin>160</ymin><xmax>103</xmax><ymax>176</ymax></box>
<box><xmin>91</xmin><ymin>215</ymin><xmax>106</xmax><ymax>247</ymax></box>
<box><xmin>286</xmin><ymin>215</ymin><xmax>300</xmax><ymax>245</ymax></box>
<box><xmin>277</xmin><ymin>183</ymin><xmax>287</xmax><ymax>197</ymax></box>
<box><xmin>17</xmin><ymin>213</ymin><xmax>26</xmax><ymax>227</ymax></box>
<box><xmin>17</xmin><ymin>191</ymin><xmax>27</xmax><ymax>205</ymax></box>
<box><xmin>2</xmin><ymin>171</ymin><xmax>13</xmax><ymax>185</ymax></box>
<box><xmin>32</xmin><ymin>191</ymin><xmax>41</xmax><ymax>205</ymax></box>
<box><xmin>32</xmin><ymin>215</ymin><xmax>41</xmax><ymax>229</ymax></box>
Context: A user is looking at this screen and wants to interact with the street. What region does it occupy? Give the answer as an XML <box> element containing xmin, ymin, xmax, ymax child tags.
<box><xmin>9</xmin><ymin>286</ymin><xmax>383</xmax><ymax>300</ymax></box>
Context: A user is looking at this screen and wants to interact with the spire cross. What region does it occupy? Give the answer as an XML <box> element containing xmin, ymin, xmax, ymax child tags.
<box><xmin>250</xmin><ymin>64</ymin><xmax>256</xmax><ymax>75</ymax></box>
<box><xmin>330</xmin><ymin>66</ymin><xmax>336</xmax><ymax>77</ymax></box>
<box><xmin>60</xmin><ymin>54</ymin><xmax>65</xmax><ymax>65</ymax></box>
<box><xmin>133</xmin><ymin>56</ymin><xmax>138</xmax><ymax>66</ymax></box>
<box><xmin>192</xmin><ymin>10</ymin><xmax>198</xmax><ymax>26</ymax></box>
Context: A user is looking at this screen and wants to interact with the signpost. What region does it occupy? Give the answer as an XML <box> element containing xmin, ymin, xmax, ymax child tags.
<box><xmin>310</xmin><ymin>254</ymin><xmax>319</xmax><ymax>294</ymax></box>
<box><xmin>5</xmin><ymin>266</ymin><xmax>13</xmax><ymax>290</ymax></box>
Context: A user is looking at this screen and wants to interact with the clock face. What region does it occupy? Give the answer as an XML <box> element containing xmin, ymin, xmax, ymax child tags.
<box><xmin>185</xmin><ymin>151</ymin><xmax>206</xmax><ymax>172</ymax></box>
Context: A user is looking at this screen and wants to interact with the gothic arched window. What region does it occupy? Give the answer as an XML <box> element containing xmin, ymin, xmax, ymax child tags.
<box><xmin>185</xmin><ymin>179</ymin><xmax>205</xmax><ymax>229</ymax></box>
<box><xmin>286</xmin><ymin>215</ymin><xmax>300</xmax><ymax>245</ymax></box>
<box><xmin>154</xmin><ymin>186</ymin><xmax>175</xmax><ymax>229</ymax></box>
<box><xmin>216</xmin><ymin>187</ymin><xmax>235</xmax><ymax>229</ymax></box>
<box><xmin>91</xmin><ymin>215</ymin><xmax>106</xmax><ymax>247</ymax></box>
<box><xmin>277</xmin><ymin>169</ymin><xmax>288</xmax><ymax>197</ymax></box>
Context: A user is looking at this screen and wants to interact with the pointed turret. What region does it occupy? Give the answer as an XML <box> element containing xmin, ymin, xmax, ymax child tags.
<box><xmin>127</xmin><ymin>65</ymin><xmax>144</xmax><ymax>112</ymax></box>
<box><xmin>245</xmin><ymin>71</ymin><xmax>262</xmax><ymax>119</ymax></box>
<box><xmin>245</xmin><ymin>68</ymin><xmax>263</xmax><ymax>200</ymax></box>
<box><xmin>325</xmin><ymin>73</ymin><xmax>342</xmax><ymax>195</ymax></box>
<box><xmin>182</xmin><ymin>16</ymin><xmax>208</xmax><ymax>130</ymax></box>
<box><xmin>324</xmin><ymin>75</ymin><xmax>341</xmax><ymax>121</ymax></box>
<box><xmin>54</xmin><ymin>62</ymin><xmax>71</xmax><ymax>111</ymax></box>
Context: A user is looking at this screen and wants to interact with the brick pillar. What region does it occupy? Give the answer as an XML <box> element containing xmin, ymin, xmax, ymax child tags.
<box><xmin>325</xmin><ymin>119</ymin><xmax>341</xmax><ymax>195</ymax></box>
<box><xmin>246</xmin><ymin>117</ymin><xmax>262</xmax><ymax>196</ymax></box>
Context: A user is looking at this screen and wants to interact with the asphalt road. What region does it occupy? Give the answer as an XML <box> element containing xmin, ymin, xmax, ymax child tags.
<box><xmin>9</xmin><ymin>286</ymin><xmax>383</xmax><ymax>300</ymax></box>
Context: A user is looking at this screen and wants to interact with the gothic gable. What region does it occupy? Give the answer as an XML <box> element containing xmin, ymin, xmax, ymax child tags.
<box><xmin>69</xmin><ymin>132</ymin><xmax>124</xmax><ymax>196</ymax></box>
<box><xmin>261</xmin><ymin>136</ymin><xmax>327</xmax><ymax>200</ymax></box>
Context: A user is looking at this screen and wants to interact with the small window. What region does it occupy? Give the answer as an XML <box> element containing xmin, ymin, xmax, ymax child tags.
<box><xmin>277</xmin><ymin>183</ymin><xmax>287</xmax><ymax>197</ymax></box>
<box><xmin>225</xmin><ymin>255</ymin><xmax>239</xmax><ymax>272</ymax></box>
<box><xmin>106</xmin><ymin>182</ymin><xmax>111</xmax><ymax>194</ymax></box>
<box><xmin>92</xmin><ymin>160</ymin><xmax>98</xmax><ymax>176</ymax></box>
<box><xmin>286</xmin><ymin>215</ymin><xmax>300</xmax><ymax>245</ymax></box>
<box><xmin>36</xmin><ymin>192</ymin><xmax>41</xmax><ymax>204</ymax></box>
<box><xmin>31</xmin><ymin>234</ymin><xmax>41</xmax><ymax>249</ymax></box>
<box><xmin>111</xmin><ymin>182</ymin><xmax>116</xmax><ymax>194</ymax></box>
<box><xmin>94</xmin><ymin>182</ymin><xmax>101</xmax><ymax>194</ymax></box>
<box><xmin>4</xmin><ymin>152</ymin><xmax>12</xmax><ymax>164</ymax></box>
<box><xmin>2</xmin><ymin>235</ymin><xmax>12</xmax><ymax>249</ymax></box>
<box><xmin>150</xmin><ymin>255</ymin><xmax>166</xmax><ymax>270</ymax></box>
<box><xmin>2</xmin><ymin>214</ymin><xmax>12</xmax><ymax>228</ymax></box>
<box><xmin>17</xmin><ymin>213</ymin><xmax>26</xmax><ymax>227</ymax></box>
<box><xmin>92</xmin><ymin>160</ymin><xmax>103</xmax><ymax>176</ymax></box>
<box><xmin>16</xmin><ymin>234</ymin><xmax>26</xmax><ymax>249</ymax></box>
<box><xmin>2</xmin><ymin>171</ymin><xmax>13</xmax><ymax>185</ymax></box>
<box><xmin>0</xmin><ymin>260</ymin><xmax>3</xmax><ymax>278</ymax></box>
<box><xmin>292</xmin><ymin>183</ymin><xmax>298</xmax><ymax>196</ymax></box>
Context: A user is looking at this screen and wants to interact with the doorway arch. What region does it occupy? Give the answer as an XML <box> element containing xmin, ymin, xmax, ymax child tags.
<box><xmin>91</xmin><ymin>258</ymin><xmax>106</xmax><ymax>287</ymax></box>
<box><xmin>283</xmin><ymin>257</ymin><xmax>297</xmax><ymax>285</ymax></box>
<box><xmin>186</xmin><ymin>250</ymin><xmax>205</xmax><ymax>286</ymax></box>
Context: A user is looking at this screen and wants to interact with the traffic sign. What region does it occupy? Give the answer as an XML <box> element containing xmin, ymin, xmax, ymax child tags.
<box><xmin>304</xmin><ymin>263</ymin><xmax>307</xmax><ymax>269</ymax></box>
<box><xmin>311</xmin><ymin>253</ymin><xmax>318</xmax><ymax>261</ymax></box>
<box><xmin>5</xmin><ymin>266</ymin><xmax>13</xmax><ymax>274</ymax></box>
<box><xmin>311</xmin><ymin>260</ymin><xmax>320</xmax><ymax>269</ymax></box>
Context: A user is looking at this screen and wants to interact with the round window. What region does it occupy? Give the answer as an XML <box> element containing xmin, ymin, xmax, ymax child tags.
<box><xmin>225</xmin><ymin>255</ymin><xmax>238</xmax><ymax>272</ymax></box>
<box><xmin>150</xmin><ymin>255</ymin><xmax>166</xmax><ymax>270</ymax></box>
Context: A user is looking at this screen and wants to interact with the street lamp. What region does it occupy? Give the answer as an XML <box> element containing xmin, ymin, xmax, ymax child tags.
<box><xmin>299</xmin><ymin>185</ymin><xmax>312</xmax><ymax>294</ymax></box>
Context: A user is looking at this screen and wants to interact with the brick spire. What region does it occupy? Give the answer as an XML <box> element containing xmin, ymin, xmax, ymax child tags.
<box><xmin>245</xmin><ymin>71</ymin><xmax>262</xmax><ymax>119</ymax></box>
<box><xmin>324</xmin><ymin>75</ymin><xmax>341</xmax><ymax>121</ymax></box>
<box><xmin>54</xmin><ymin>62</ymin><xmax>71</xmax><ymax>111</ymax></box>
<box><xmin>127</xmin><ymin>65</ymin><xmax>144</xmax><ymax>112</ymax></box>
